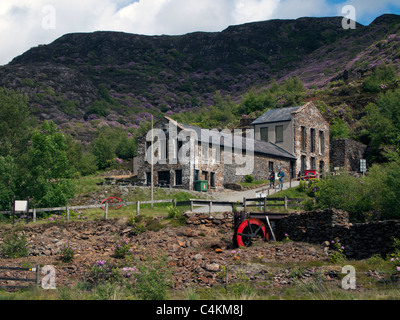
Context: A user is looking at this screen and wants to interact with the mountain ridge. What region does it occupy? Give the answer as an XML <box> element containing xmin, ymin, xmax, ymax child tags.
<box><xmin>1</xmin><ymin>14</ymin><xmax>399</xmax><ymax>140</ymax></box>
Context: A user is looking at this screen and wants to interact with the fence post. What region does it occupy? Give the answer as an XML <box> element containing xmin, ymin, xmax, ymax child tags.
<box><xmin>209</xmin><ymin>201</ymin><xmax>212</xmax><ymax>214</ymax></box>
<box><xmin>35</xmin><ymin>265</ymin><xmax>40</xmax><ymax>287</ymax></box>
<box><xmin>284</xmin><ymin>196</ymin><xmax>288</xmax><ymax>210</ymax></box>
<box><xmin>33</xmin><ymin>209</ymin><xmax>36</xmax><ymax>223</ymax></box>
<box><xmin>104</xmin><ymin>202</ymin><xmax>108</xmax><ymax>220</ymax></box>
<box><xmin>190</xmin><ymin>200</ymin><xmax>193</xmax><ymax>212</ymax></box>
<box><xmin>66</xmin><ymin>206</ymin><xmax>70</xmax><ymax>222</ymax></box>
<box><xmin>136</xmin><ymin>201</ymin><xmax>140</xmax><ymax>216</ymax></box>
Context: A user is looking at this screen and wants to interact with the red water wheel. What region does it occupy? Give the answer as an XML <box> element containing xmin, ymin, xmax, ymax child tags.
<box><xmin>235</xmin><ymin>218</ymin><xmax>269</xmax><ymax>247</ymax></box>
<box><xmin>100</xmin><ymin>197</ymin><xmax>123</xmax><ymax>210</ymax></box>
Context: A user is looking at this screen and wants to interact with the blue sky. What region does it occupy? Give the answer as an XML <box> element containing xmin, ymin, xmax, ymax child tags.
<box><xmin>0</xmin><ymin>0</ymin><xmax>399</xmax><ymax>65</ymax></box>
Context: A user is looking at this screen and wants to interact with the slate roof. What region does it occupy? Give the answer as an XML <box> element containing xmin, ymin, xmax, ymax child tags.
<box><xmin>178</xmin><ymin>122</ymin><xmax>296</xmax><ymax>160</ymax></box>
<box><xmin>251</xmin><ymin>106</ymin><xmax>302</xmax><ymax>125</ymax></box>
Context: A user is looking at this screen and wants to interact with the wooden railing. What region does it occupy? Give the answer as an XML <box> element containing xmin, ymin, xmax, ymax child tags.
<box><xmin>0</xmin><ymin>265</ymin><xmax>40</xmax><ymax>290</ymax></box>
<box><xmin>0</xmin><ymin>199</ymin><xmax>177</xmax><ymax>222</ymax></box>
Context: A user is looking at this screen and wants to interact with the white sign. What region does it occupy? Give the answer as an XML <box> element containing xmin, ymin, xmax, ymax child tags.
<box><xmin>14</xmin><ymin>200</ymin><xmax>28</xmax><ymax>212</ymax></box>
<box><xmin>360</xmin><ymin>159</ymin><xmax>367</xmax><ymax>173</ymax></box>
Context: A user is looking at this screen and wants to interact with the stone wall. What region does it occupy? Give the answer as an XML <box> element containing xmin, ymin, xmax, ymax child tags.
<box><xmin>184</xmin><ymin>209</ymin><xmax>400</xmax><ymax>259</ymax></box>
<box><xmin>330</xmin><ymin>138</ymin><xmax>367</xmax><ymax>172</ymax></box>
<box><xmin>224</xmin><ymin>153</ymin><xmax>292</xmax><ymax>183</ymax></box>
<box><xmin>275</xmin><ymin>209</ymin><xmax>400</xmax><ymax>259</ymax></box>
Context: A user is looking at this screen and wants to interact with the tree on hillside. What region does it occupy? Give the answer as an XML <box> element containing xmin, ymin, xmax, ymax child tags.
<box><xmin>0</xmin><ymin>88</ymin><xmax>31</xmax><ymax>157</ymax></box>
<box><xmin>22</xmin><ymin>121</ymin><xmax>75</xmax><ymax>207</ymax></box>
<box><xmin>359</xmin><ymin>89</ymin><xmax>400</xmax><ymax>162</ymax></box>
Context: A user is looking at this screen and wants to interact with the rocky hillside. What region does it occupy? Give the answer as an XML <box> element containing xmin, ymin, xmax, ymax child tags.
<box><xmin>0</xmin><ymin>14</ymin><xmax>399</xmax><ymax>135</ymax></box>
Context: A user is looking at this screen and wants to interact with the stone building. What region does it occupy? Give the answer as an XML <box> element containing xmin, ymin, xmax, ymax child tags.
<box><xmin>330</xmin><ymin>138</ymin><xmax>367</xmax><ymax>172</ymax></box>
<box><xmin>136</xmin><ymin>116</ymin><xmax>297</xmax><ymax>191</ymax></box>
<box><xmin>251</xmin><ymin>102</ymin><xmax>330</xmax><ymax>177</ymax></box>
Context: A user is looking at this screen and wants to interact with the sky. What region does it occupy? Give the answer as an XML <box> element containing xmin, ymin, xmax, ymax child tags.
<box><xmin>0</xmin><ymin>0</ymin><xmax>399</xmax><ymax>66</ymax></box>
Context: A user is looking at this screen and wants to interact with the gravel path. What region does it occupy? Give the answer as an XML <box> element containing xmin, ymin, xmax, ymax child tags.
<box><xmin>192</xmin><ymin>180</ymin><xmax>300</xmax><ymax>213</ymax></box>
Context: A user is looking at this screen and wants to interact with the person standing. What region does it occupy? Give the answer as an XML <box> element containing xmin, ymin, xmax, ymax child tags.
<box><xmin>269</xmin><ymin>171</ymin><xmax>275</xmax><ymax>188</ymax></box>
<box><xmin>277</xmin><ymin>169</ymin><xmax>285</xmax><ymax>190</ymax></box>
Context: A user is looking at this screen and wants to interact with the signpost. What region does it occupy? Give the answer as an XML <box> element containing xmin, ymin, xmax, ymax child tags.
<box><xmin>360</xmin><ymin>159</ymin><xmax>367</xmax><ymax>176</ymax></box>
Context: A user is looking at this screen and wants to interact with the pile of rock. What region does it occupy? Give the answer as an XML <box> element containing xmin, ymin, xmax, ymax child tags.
<box><xmin>183</xmin><ymin>212</ymin><xmax>233</xmax><ymax>229</ymax></box>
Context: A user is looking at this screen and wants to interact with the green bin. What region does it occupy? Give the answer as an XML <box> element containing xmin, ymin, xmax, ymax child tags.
<box><xmin>195</xmin><ymin>180</ymin><xmax>208</xmax><ymax>192</ymax></box>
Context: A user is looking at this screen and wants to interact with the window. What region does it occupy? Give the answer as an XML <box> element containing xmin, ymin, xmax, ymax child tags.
<box><xmin>260</xmin><ymin>127</ymin><xmax>268</xmax><ymax>142</ymax></box>
<box><xmin>268</xmin><ymin>161</ymin><xmax>274</xmax><ymax>172</ymax></box>
<box><xmin>146</xmin><ymin>172</ymin><xmax>151</xmax><ymax>185</ymax></box>
<box><xmin>175</xmin><ymin>170</ymin><xmax>182</xmax><ymax>186</ymax></box>
<box><xmin>202</xmin><ymin>144</ymin><xmax>208</xmax><ymax>159</ymax></box>
<box><xmin>195</xmin><ymin>170</ymin><xmax>199</xmax><ymax>181</ymax></box>
<box><xmin>203</xmin><ymin>171</ymin><xmax>209</xmax><ymax>180</ymax></box>
<box><xmin>301</xmin><ymin>155</ymin><xmax>306</xmax><ymax>174</ymax></box>
<box><xmin>311</xmin><ymin>157</ymin><xmax>316</xmax><ymax>170</ymax></box>
<box><xmin>301</xmin><ymin>126</ymin><xmax>306</xmax><ymax>151</ymax></box>
<box><xmin>310</xmin><ymin>128</ymin><xmax>315</xmax><ymax>153</ymax></box>
<box><xmin>158</xmin><ymin>171</ymin><xmax>170</xmax><ymax>186</ymax></box>
<box><xmin>275</xmin><ymin>125</ymin><xmax>283</xmax><ymax>143</ymax></box>
<box><xmin>210</xmin><ymin>172</ymin><xmax>215</xmax><ymax>188</ymax></box>
<box><xmin>319</xmin><ymin>161</ymin><xmax>325</xmax><ymax>173</ymax></box>
<box><xmin>319</xmin><ymin>131</ymin><xmax>325</xmax><ymax>154</ymax></box>
<box><xmin>214</xmin><ymin>145</ymin><xmax>221</xmax><ymax>163</ymax></box>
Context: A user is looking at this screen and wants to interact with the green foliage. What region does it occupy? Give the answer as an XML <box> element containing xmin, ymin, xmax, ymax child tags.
<box><xmin>244</xmin><ymin>174</ymin><xmax>254</xmax><ymax>183</ymax></box>
<box><xmin>0</xmin><ymin>231</ymin><xmax>29</xmax><ymax>259</ymax></box>
<box><xmin>58</xmin><ymin>241</ymin><xmax>76</xmax><ymax>263</ymax></box>
<box><xmin>362</xmin><ymin>63</ymin><xmax>397</xmax><ymax>93</ymax></box>
<box><xmin>84</xmin><ymin>100</ymin><xmax>109</xmax><ymax>120</ymax></box>
<box><xmin>330</xmin><ymin>118</ymin><xmax>350</xmax><ymax>141</ymax></box>
<box><xmin>386</xmin><ymin>238</ymin><xmax>400</xmax><ymax>272</ymax></box>
<box><xmin>314</xmin><ymin>162</ymin><xmax>400</xmax><ymax>221</ymax></box>
<box><xmin>167</xmin><ymin>205</ymin><xmax>180</xmax><ymax>219</ymax></box>
<box><xmin>24</xmin><ymin>121</ymin><xmax>75</xmax><ymax>207</ymax></box>
<box><xmin>329</xmin><ymin>238</ymin><xmax>346</xmax><ymax>264</ymax></box>
<box><xmin>172</xmin><ymin>77</ymin><xmax>305</xmax><ymax>129</ymax></box>
<box><xmin>0</xmin><ymin>88</ymin><xmax>31</xmax><ymax>157</ymax></box>
<box><xmin>0</xmin><ymin>156</ymin><xmax>18</xmax><ymax>210</ymax></box>
<box><xmin>133</xmin><ymin>254</ymin><xmax>172</xmax><ymax>300</ymax></box>
<box><xmin>65</xmin><ymin>135</ymin><xmax>97</xmax><ymax>176</ymax></box>
<box><xmin>112</xmin><ymin>239</ymin><xmax>132</xmax><ymax>259</ymax></box>
<box><xmin>88</xmin><ymin>260</ymin><xmax>121</xmax><ymax>285</ymax></box>
<box><xmin>362</xmin><ymin>162</ymin><xmax>400</xmax><ymax>220</ymax></box>
<box><xmin>314</xmin><ymin>172</ymin><xmax>370</xmax><ymax>222</ymax></box>
<box><xmin>90</xmin><ymin>126</ymin><xmax>136</xmax><ymax>170</ymax></box>
<box><xmin>237</xmin><ymin>77</ymin><xmax>305</xmax><ymax>115</ymax></box>
<box><xmin>359</xmin><ymin>89</ymin><xmax>400</xmax><ymax>162</ymax></box>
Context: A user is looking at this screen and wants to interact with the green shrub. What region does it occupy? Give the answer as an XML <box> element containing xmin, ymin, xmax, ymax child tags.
<box><xmin>134</xmin><ymin>255</ymin><xmax>172</xmax><ymax>300</ymax></box>
<box><xmin>0</xmin><ymin>231</ymin><xmax>29</xmax><ymax>259</ymax></box>
<box><xmin>329</xmin><ymin>238</ymin><xmax>346</xmax><ymax>264</ymax></box>
<box><xmin>167</xmin><ymin>205</ymin><xmax>180</xmax><ymax>219</ymax></box>
<box><xmin>58</xmin><ymin>241</ymin><xmax>76</xmax><ymax>263</ymax></box>
<box><xmin>112</xmin><ymin>239</ymin><xmax>132</xmax><ymax>259</ymax></box>
<box><xmin>244</xmin><ymin>175</ymin><xmax>254</xmax><ymax>183</ymax></box>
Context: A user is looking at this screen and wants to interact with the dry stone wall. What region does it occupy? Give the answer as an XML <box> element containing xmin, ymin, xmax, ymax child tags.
<box><xmin>275</xmin><ymin>209</ymin><xmax>400</xmax><ymax>259</ymax></box>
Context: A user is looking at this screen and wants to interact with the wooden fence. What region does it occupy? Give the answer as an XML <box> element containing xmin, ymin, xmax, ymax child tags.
<box><xmin>0</xmin><ymin>265</ymin><xmax>40</xmax><ymax>290</ymax></box>
<box><xmin>0</xmin><ymin>199</ymin><xmax>177</xmax><ymax>223</ymax></box>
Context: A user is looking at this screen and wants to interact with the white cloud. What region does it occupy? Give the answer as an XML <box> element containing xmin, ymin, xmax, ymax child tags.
<box><xmin>0</xmin><ymin>0</ymin><xmax>398</xmax><ymax>65</ymax></box>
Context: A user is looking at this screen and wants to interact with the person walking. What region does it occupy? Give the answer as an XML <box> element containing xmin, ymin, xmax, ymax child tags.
<box><xmin>277</xmin><ymin>169</ymin><xmax>285</xmax><ymax>190</ymax></box>
<box><xmin>269</xmin><ymin>171</ymin><xmax>275</xmax><ymax>188</ymax></box>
